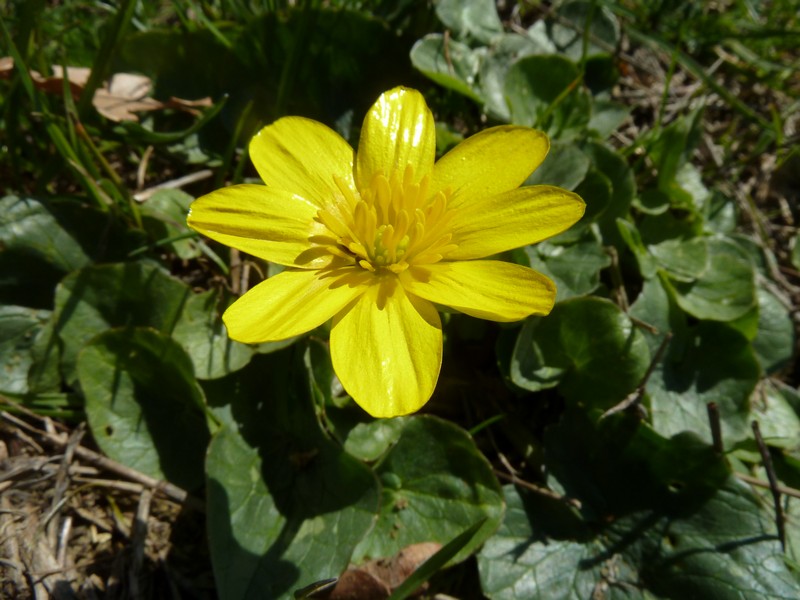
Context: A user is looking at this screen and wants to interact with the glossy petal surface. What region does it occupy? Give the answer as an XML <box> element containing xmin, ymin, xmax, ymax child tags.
<box><xmin>356</xmin><ymin>87</ymin><xmax>436</xmax><ymax>190</ymax></box>
<box><xmin>331</xmin><ymin>278</ymin><xmax>442</xmax><ymax>418</ymax></box>
<box><xmin>187</xmin><ymin>184</ymin><xmax>326</xmax><ymax>268</ymax></box>
<box><xmin>431</xmin><ymin>126</ymin><xmax>549</xmax><ymax>210</ymax></box>
<box><xmin>448</xmin><ymin>186</ymin><xmax>586</xmax><ymax>260</ymax></box>
<box><xmin>401</xmin><ymin>261</ymin><xmax>556</xmax><ymax>321</ymax></box>
<box><xmin>223</xmin><ymin>267</ymin><xmax>370</xmax><ymax>344</ymax></box>
<box><xmin>250</xmin><ymin>117</ymin><xmax>356</xmax><ymax>207</ymax></box>
<box><xmin>187</xmin><ymin>87</ymin><xmax>586</xmax><ymax>418</ymax></box>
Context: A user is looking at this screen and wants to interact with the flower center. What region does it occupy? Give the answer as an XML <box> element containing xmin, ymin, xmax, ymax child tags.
<box><xmin>315</xmin><ymin>166</ymin><xmax>457</xmax><ymax>273</ymax></box>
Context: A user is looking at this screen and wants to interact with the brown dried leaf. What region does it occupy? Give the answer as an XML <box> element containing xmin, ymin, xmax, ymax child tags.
<box><xmin>1</xmin><ymin>57</ymin><xmax>212</xmax><ymax>122</ymax></box>
<box><xmin>328</xmin><ymin>542</ymin><xmax>442</xmax><ymax>600</ymax></box>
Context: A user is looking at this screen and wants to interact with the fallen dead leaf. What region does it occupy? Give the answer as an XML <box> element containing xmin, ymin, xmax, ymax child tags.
<box><xmin>1</xmin><ymin>57</ymin><xmax>212</xmax><ymax>122</ymax></box>
<box><xmin>329</xmin><ymin>542</ymin><xmax>442</xmax><ymax>600</ymax></box>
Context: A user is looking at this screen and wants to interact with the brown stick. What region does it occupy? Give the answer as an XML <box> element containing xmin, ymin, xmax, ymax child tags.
<box><xmin>601</xmin><ymin>332</ymin><xmax>672</xmax><ymax>419</ymax></box>
<box><xmin>706</xmin><ymin>402</ymin><xmax>724</xmax><ymax>453</ymax></box>
<box><xmin>0</xmin><ymin>407</ymin><xmax>202</xmax><ymax>512</ymax></box>
<box><xmin>751</xmin><ymin>420</ymin><xmax>785</xmax><ymax>551</ymax></box>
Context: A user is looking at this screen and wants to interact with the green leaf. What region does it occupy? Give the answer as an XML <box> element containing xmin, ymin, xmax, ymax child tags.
<box><xmin>525</xmin><ymin>142</ymin><xmax>591</xmax><ymax>191</ymax></box>
<box><xmin>480</xmin><ymin>413</ymin><xmax>800</xmax><ymax>599</ymax></box>
<box><xmin>751</xmin><ymin>380</ymin><xmax>800</xmax><ymax>450</ymax></box>
<box><xmin>480</xmin><ymin>33</ymin><xmax>551</xmax><ymax>121</ymax></box>
<box><xmin>52</xmin><ymin>261</ymin><xmax>192</xmax><ymax>384</ymax></box>
<box><xmin>523</xmin><ymin>236</ymin><xmax>611</xmax><ymax>301</ymax></box>
<box><xmin>351</xmin><ymin>416</ymin><xmax>504</xmax><ymax>566</ymax></box>
<box><xmin>78</xmin><ymin>327</ymin><xmax>210</xmax><ymax>490</ymax></box>
<box><xmin>511</xmin><ymin>297</ymin><xmax>650</xmax><ymax>408</ymax></box>
<box><xmin>204</xmin><ymin>350</ymin><xmax>379</xmax><ymax>600</ymax></box>
<box><xmin>410</xmin><ymin>34</ymin><xmax>484</xmax><ymax>103</ymax></box>
<box><xmin>139</xmin><ymin>189</ymin><xmax>201</xmax><ymax>260</ymax></box>
<box><xmin>0</xmin><ymin>196</ymin><xmax>88</xmax><ymax>307</ymax></box>
<box><xmin>304</xmin><ymin>338</ymin><xmax>339</xmax><ymax>407</ymax></box>
<box><xmin>504</xmin><ymin>54</ymin><xmax>580</xmax><ymax>128</ymax></box>
<box><xmin>549</xmin><ymin>1</ymin><xmax>620</xmax><ymax>61</ymax></box>
<box><xmin>751</xmin><ymin>287</ymin><xmax>795</xmax><ymax>375</ymax></box>
<box><xmin>645</xmin><ymin>320</ymin><xmax>760</xmax><ymax>445</ymax></box>
<box><xmin>572</xmin><ymin>167</ymin><xmax>612</xmax><ymax>224</ymax></box>
<box><xmin>629</xmin><ymin>276</ymin><xmax>686</xmax><ymax>355</ymax></box>
<box><xmin>587</xmin><ymin>99</ymin><xmax>629</xmax><ymax>137</ymax></box>
<box><xmin>0</xmin><ymin>196</ymin><xmax>89</xmax><ymax>274</ymax></box>
<box><xmin>649</xmin><ymin>237</ymin><xmax>708</xmax><ymax>282</ymax></box>
<box><xmin>638</xmin><ymin>211</ymin><xmax>703</xmax><ymax>246</ymax></box>
<box><xmin>0</xmin><ymin>306</ymin><xmax>52</xmax><ymax>394</ymax></box>
<box><xmin>666</xmin><ymin>237</ymin><xmax>757</xmax><ymax>322</ymax></box>
<box><xmin>582</xmin><ymin>142</ymin><xmax>636</xmax><ymax>228</ymax></box>
<box><xmin>0</xmin><ymin>197</ymin><xmax>146</xmax><ymax>307</ymax></box>
<box><xmin>633</xmin><ymin>188</ymin><xmax>671</xmax><ymax>215</ymax></box>
<box><xmin>435</xmin><ymin>0</ymin><xmax>503</xmax><ymax>44</ymax></box>
<box><xmin>674</xmin><ymin>163</ymin><xmax>712</xmax><ymax>214</ymax></box>
<box><xmin>115</xmin><ymin>95</ymin><xmax>227</xmax><ymax>144</ymax></box>
<box><xmin>172</xmin><ymin>290</ymin><xmax>254</xmax><ymax>379</ymax></box>
<box><xmin>342</xmin><ymin>417</ymin><xmax>410</xmax><ymax>463</ymax></box>
<box><xmin>646</xmin><ymin>109</ymin><xmax>704</xmax><ymax>192</ymax></box>
<box><xmin>478</xmin><ymin>486</ymin><xmax>627</xmax><ymax>600</ymax></box>
<box><xmin>617</xmin><ymin>218</ymin><xmax>658</xmax><ymax>279</ymax></box>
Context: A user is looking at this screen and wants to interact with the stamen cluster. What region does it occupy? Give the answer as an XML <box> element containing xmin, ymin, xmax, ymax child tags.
<box><xmin>315</xmin><ymin>166</ymin><xmax>457</xmax><ymax>274</ymax></box>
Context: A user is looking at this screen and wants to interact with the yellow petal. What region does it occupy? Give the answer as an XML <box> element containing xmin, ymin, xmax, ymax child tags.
<box><xmin>430</xmin><ymin>126</ymin><xmax>549</xmax><ymax>210</ymax></box>
<box><xmin>331</xmin><ymin>277</ymin><xmax>442</xmax><ymax>418</ymax></box>
<box><xmin>187</xmin><ymin>184</ymin><xmax>329</xmax><ymax>268</ymax></box>
<box><xmin>223</xmin><ymin>267</ymin><xmax>370</xmax><ymax>343</ymax></box>
<box><xmin>448</xmin><ymin>186</ymin><xmax>586</xmax><ymax>260</ymax></box>
<box><xmin>249</xmin><ymin>116</ymin><xmax>356</xmax><ymax>207</ymax></box>
<box><xmin>401</xmin><ymin>261</ymin><xmax>556</xmax><ymax>322</ymax></box>
<box><xmin>355</xmin><ymin>87</ymin><xmax>436</xmax><ymax>190</ymax></box>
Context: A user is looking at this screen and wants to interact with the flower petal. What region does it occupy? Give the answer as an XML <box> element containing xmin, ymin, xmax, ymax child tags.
<box><xmin>356</xmin><ymin>87</ymin><xmax>436</xmax><ymax>190</ymax></box>
<box><xmin>401</xmin><ymin>261</ymin><xmax>556</xmax><ymax>322</ymax></box>
<box><xmin>331</xmin><ymin>277</ymin><xmax>442</xmax><ymax>418</ymax></box>
<box><xmin>223</xmin><ymin>267</ymin><xmax>370</xmax><ymax>343</ymax></box>
<box><xmin>249</xmin><ymin>116</ymin><xmax>356</xmax><ymax>207</ymax></box>
<box><xmin>188</xmin><ymin>184</ymin><xmax>330</xmax><ymax>268</ymax></box>
<box><xmin>448</xmin><ymin>186</ymin><xmax>586</xmax><ymax>260</ymax></box>
<box><xmin>431</xmin><ymin>126</ymin><xmax>549</xmax><ymax>210</ymax></box>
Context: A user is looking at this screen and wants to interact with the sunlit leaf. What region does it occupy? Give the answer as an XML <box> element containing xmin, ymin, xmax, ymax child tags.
<box><xmin>79</xmin><ymin>327</ymin><xmax>210</xmax><ymax>490</ymax></box>
<box><xmin>480</xmin><ymin>413</ymin><xmax>798</xmax><ymax>598</ymax></box>
<box><xmin>139</xmin><ymin>189</ymin><xmax>202</xmax><ymax>260</ymax></box>
<box><xmin>53</xmin><ymin>261</ymin><xmax>191</xmax><ymax>384</ymax></box>
<box><xmin>751</xmin><ymin>287</ymin><xmax>795</xmax><ymax>375</ymax></box>
<box><xmin>549</xmin><ymin>1</ymin><xmax>620</xmax><ymax>61</ymax></box>
<box><xmin>666</xmin><ymin>237</ymin><xmax>756</xmax><ymax>322</ymax></box>
<box><xmin>351</xmin><ymin>416</ymin><xmax>504</xmax><ymax>566</ymax></box>
<box><xmin>410</xmin><ymin>34</ymin><xmax>484</xmax><ymax>103</ymax></box>
<box><xmin>645</xmin><ymin>321</ymin><xmax>760</xmax><ymax>445</ymax></box>
<box><xmin>436</xmin><ymin>0</ymin><xmax>503</xmax><ymax>44</ymax></box>
<box><xmin>0</xmin><ymin>305</ymin><xmax>52</xmax><ymax>394</ymax></box>
<box><xmin>172</xmin><ymin>289</ymin><xmax>254</xmax><ymax>379</ymax></box>
<box><xmin>522</xmin><ymin>236</ymin><xmax>611</xmax><ymax>302</ymax></box>
<box><xmin>204</xmin><ymin>350</ymin><xmax>379</xmax><ymax>600</ymax></box>
<box><xmin>511</xmin><ymin>297</ymin><xmax>650</xmax><ymax>408</ymax></box>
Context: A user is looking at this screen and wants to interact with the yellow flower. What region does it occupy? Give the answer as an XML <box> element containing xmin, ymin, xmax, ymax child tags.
<box><xmin>187</xmin><ymin>87</ymin><xmax>584</xmax><ymax>418</ymax></box>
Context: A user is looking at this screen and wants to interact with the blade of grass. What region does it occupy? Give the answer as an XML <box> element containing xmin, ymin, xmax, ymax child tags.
<box><xmin>214</xmin><ymin>99</ymin><xmax>254</xmax><ymax>188</ymax></box>
<box><xmin>274</xmin><ymin>0</ymin><xmax>316</xmax><ymax>118</ymax></box>
<box><xmin>387</xmin><ymin>518</ymin><xmax>488</xmax><ymax>600</ymax></box>
<box><xmin>0</xmin><ymin>16</ymin><xmax>39</xmax><ymax>108</ymax></box>
<box><xmin>613</xmin><ymin>19</ymin><xmax>773</xmax><ymax>131</ymax></box>
<box><xmin>127</xmin><ymin>231</ymin><xmax>200</xmax><ymax>258</ymax></box>
<box><xmin>113</xmin><ymin>95</ymin><xmax>228</xmax><ymax>144</ymax></box>
<box><xmin>77</xmin><ymin>0</ymin><xmax>138</xmax><ymax>118</ymax></box>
